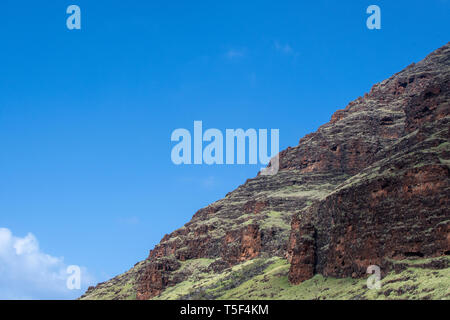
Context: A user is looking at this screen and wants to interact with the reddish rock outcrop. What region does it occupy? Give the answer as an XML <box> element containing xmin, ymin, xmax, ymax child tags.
<box><xmin>222</xmin><ymin>224</ymin><xmax>262</xmax><ymax>264</ymax></box>
<box><xmin>136</xmin><ymin>258</ymin><xmax>181</xmax><ymax>300</ymax></box>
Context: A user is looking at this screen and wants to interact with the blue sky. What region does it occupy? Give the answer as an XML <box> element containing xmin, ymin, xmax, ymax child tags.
<box><xmin>0</xmin><ymin>0</ymin><xmax>448</xmax><ymax>299</ymax></box>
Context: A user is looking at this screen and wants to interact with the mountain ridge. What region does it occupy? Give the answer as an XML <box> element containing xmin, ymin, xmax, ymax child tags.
<box><xmin>80</xmin><ymin>42</ymin><xmax>450</xmax><ymax>300</ymax></box>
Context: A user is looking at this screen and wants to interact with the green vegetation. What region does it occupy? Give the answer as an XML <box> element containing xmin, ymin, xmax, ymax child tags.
<box><xmin>154</xmin><ymin>256</ymin><xmax>450</xmax><ymax>300</ymax></box>
<box><xmin>271</xmin><ymin>184</ymin><xmax>334</xmax><ymax>200</ymax></box>
<box><xmin>154</xmin><ymin>258</ymin><xmax>270</xmax><ymax>300</ymax></box>
<box><xmin>260</xmin><ymin>211</ymin><xmax>290</xmax><ymax>231</ymax></box>
<box><xmin>79</xmin><ymin>260</ymin><xmax>147</xmax><ymax>300</ymax></box>
<box><xmin>81</xmin><ymin>255</ymin><xmax>449</xmax><ymax>300</ymax></box>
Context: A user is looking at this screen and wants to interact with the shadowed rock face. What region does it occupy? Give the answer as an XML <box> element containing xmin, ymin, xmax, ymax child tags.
<box><xmin>81</xmin><ymin>43</ymin><xmax>450</xmax><ymax>300</ymax></box>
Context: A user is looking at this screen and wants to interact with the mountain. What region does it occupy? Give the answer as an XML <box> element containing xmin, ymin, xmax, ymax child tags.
<box><xmin>80</xmin><ymin>43</ymin><xmax>450</xmax><ymax>300</ymax></box>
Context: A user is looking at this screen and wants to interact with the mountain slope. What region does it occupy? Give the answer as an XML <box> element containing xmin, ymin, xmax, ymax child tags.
<box><xmin>80</xmin><ymin>43</ymin><xmax>450</xmax><ymax>300</ymax></box>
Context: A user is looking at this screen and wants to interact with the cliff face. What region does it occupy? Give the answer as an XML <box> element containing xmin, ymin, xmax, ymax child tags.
<box><xmin>80</xmin><ymin>43</ymin><xmax>450</xmax><ymax>300</ymax></box>
<box><xmin>287</xmin><ymin>43</ymin><xmax>450</xmax><ymax>284</ymax></box>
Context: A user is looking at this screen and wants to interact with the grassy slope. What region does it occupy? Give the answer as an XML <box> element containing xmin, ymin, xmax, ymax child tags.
<box><xmin>153</xmin><ymin>256</ymin><xmax>449</xmax><ymax>300</ymax></box>
<box><xmin>79</xmin><ymin>261</ymin><xmax>147</xmax><ymax>300</ymax></box>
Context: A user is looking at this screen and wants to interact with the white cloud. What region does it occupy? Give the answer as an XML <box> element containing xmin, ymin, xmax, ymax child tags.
<box><xmin>0</xmin><ymin>228</ymin><xmax>94</xmax><ymax>299</ymax></box>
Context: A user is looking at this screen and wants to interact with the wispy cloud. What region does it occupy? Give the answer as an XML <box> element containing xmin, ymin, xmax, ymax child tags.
<box><xmin>0</xmin><ymin>227</ymin><xmax>94</xmax><ymax>299</ymax></box>
<box><xmin>274</xmin><ymin>41</ymin><xmax>298</xmax><ymax>56</ymax></box>
<box><xmin>248</xmin><ymin>72</ymin><xmax>257</xmax><ymax>87</ymax></box>
<box><xmin>117</xmin><ymin>216</ymin><xmax>140</xmax><ymax>225</ymax></box>
<box><xmin>224</xmin><ymin>48</ymin><xmax>246</xmax><ymax>59</ymax></box>
<box><xmin>201</xmin><ymin>176</ymin><xmax>216</xmax><ymax>188</ymax></box>
<box><xmin>176</xmin><ymin>175</ymin><xmax>218</xmax><ymax>189</ymax></box>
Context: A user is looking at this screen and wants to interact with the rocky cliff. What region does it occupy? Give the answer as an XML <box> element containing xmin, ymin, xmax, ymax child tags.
<box><xmin>80</xmin><ymin>43</ymin><xmax>450</xmax><ymax>300</ymax></box>
<box><xmin>288</xmin><ymin>44</ymin><xmax>450</xmax><ymax>284</ymax></box>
